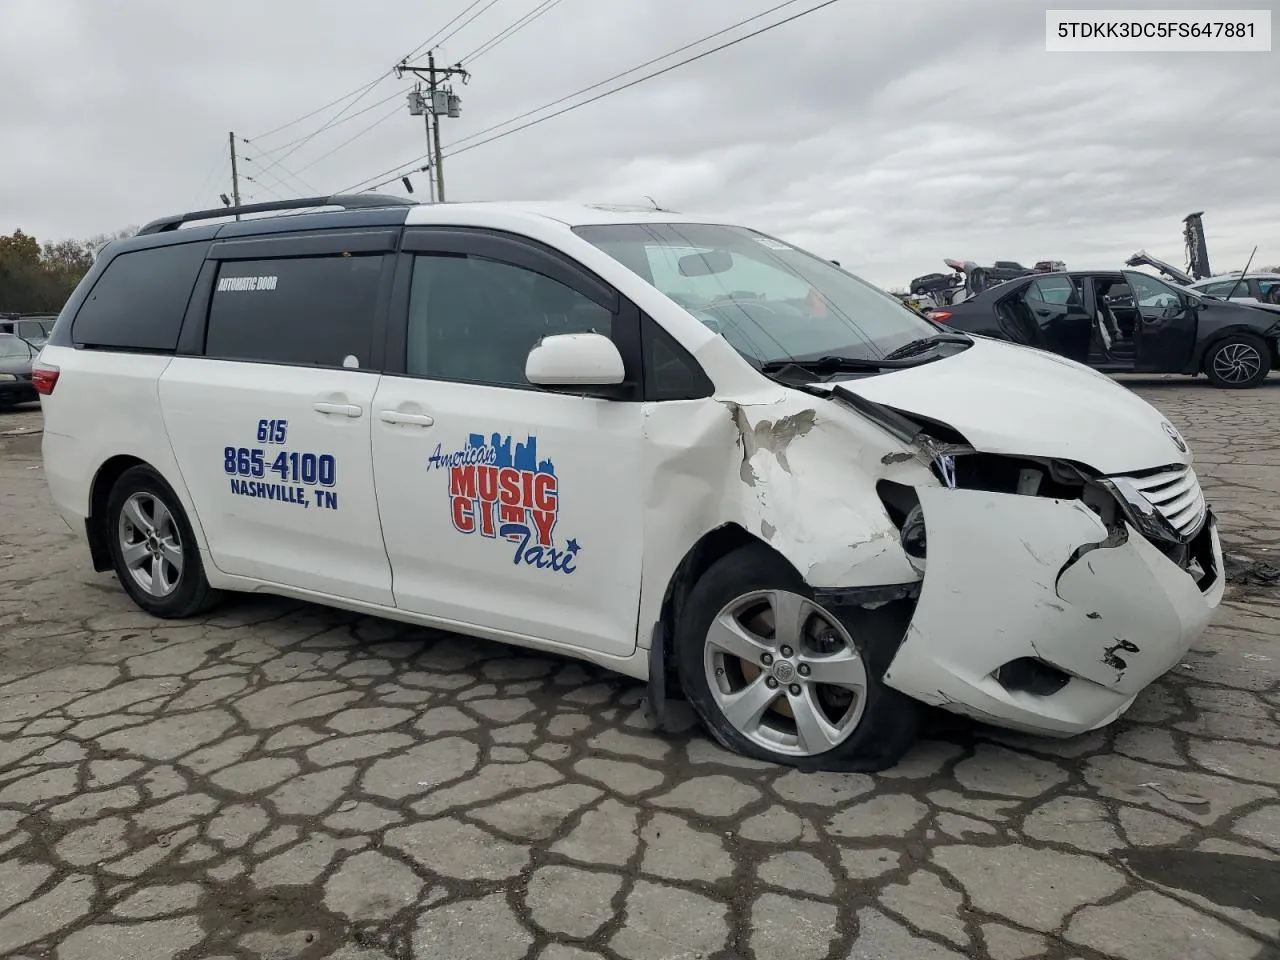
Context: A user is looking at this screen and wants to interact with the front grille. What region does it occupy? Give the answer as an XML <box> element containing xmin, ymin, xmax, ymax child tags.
<box><xmin>1119</xmin><ymin>465</ymin><xmax>1207</xmax><ymax>537</ymax></box>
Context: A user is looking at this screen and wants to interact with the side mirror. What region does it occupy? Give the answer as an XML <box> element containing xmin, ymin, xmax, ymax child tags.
<box><xmin>526</xmin><ymin>333</ymin><xmax>625</xmax><ymax>392</ymax></box>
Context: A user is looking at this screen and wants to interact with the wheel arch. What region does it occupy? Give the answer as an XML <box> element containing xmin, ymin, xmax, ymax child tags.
<box><xmin>1192</xmin><ymin>324</ymin><xmax>1272</xmax><ymax>370</ymax></box>
<box><xmin>654</xmin><ymin>523</ymin><xmax>799</xmax><ymax>689</ymax></box>
<box><xmin>87</xmin><ymin>455</ymin><xmax>206</xmax><ymax>572</ymax></box>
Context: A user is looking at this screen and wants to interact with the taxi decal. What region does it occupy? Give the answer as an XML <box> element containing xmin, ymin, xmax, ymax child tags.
<box><xmin>427</xmin><ymin>432</ymin><xmax>580</xmax><ymax>575</ymax></box>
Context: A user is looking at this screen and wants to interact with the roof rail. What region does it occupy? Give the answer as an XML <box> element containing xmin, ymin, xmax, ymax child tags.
<box><xmin>136</xmin><ymin>193</ymin><xmax>417</xmax><ymax>236</ymax></box>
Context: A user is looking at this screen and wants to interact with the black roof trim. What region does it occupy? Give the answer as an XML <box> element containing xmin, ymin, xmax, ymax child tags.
<box><xmin>137</xmin><ymin>194</ymin><xmax>417</xmax><ymax>235</ymax></box>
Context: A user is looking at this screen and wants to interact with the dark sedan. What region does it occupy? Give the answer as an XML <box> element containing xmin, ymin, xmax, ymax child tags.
<box><xmin>0</xmin><ymin>333</ymin><xmax>39</xmax><ymax>408</ymax></box>
<box><xmin>934</xmin><ymin>269</ymin><xmax>1280</xmax><ymax>388</ymax></box>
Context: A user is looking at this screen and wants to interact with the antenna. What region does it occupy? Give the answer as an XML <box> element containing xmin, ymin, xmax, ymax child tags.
<box><xmin>642</xmin><ymin>195</ymin><xmax>659</xmax><ymax>210</ymax></box>
<box><xmin>1225</xmin><ymin>246</ymin><xmax>1257</xmax><ymax>300</ymax></box>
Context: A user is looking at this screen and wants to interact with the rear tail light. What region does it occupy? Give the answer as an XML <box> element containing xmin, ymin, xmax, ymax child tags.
<box><xmin>31</xmin><ymin>364</ymin><xmax>59</xmax><ymax>395</ymax></box>
<box><xmin>931</xmin><ymin>311</ymin><xmax>953</xmax><ymax>323</ymax></box>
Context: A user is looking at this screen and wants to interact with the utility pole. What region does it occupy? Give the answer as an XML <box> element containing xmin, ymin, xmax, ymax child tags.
<box><xmin>405</xmin><ymin>88</ymin><xmax>437</xmax><ymax>202</ymax></box>
<box><xmin>227</xmin><ymin>131</ymin><xmax>242</xmax><ymax>220</ymax></box>
<box><xmin>396</xmin><ymin>52</ymin><xmax>467</xmax><ymax>201</ymax></box>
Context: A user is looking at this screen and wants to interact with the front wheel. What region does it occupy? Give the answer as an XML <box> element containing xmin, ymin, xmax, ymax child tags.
<box><xmin>1203</xmin><ymin>334</ymin><xmax>1271</xmax><ymax>388</ymax></box>
<box><xmin>106</xmin><ymin>465</ymin><xmax>220</xmax><ymax>618</ymax></box>
<box><xmin>674</xmin><ymin>545</ymin><xmax>918</xmax><ymax>771</ymax></box>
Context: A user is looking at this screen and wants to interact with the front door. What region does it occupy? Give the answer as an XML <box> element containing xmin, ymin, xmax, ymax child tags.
<box><xmin>1122</xmin><ymin>270</ymin><xmax>1198</xmax><ymax>372</ymax></box>
<box><xmin>159</xmin><ymin>231</ymin><xmax>397</xmax><ymax>605</ymax></box>
<box><xmin>370</xmin><ymin>229</ymin><xmax>646</xmax><ymax>658</ymax></box>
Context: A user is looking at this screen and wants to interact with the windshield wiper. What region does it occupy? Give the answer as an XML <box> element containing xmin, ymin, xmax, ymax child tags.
<box><xmin>760</xmin><ymin>355</ymin><xmax>907</xmax><ymax>375</ymax></box>
<box><xmin>881</xmin><ymin>333</ymin><xmax>972</xmax><ymax>361</ymax></box>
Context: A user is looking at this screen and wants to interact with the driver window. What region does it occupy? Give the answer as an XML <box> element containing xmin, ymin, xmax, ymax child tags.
<box><xmin>406</xmin><ymin>254</ymin><xmax>613</xmax><ymax>388</ymax></box>
<box><xmin>1124</xmin><ymin>272</ymin><xmax>1181</xmax><ymax>310</ymax></box>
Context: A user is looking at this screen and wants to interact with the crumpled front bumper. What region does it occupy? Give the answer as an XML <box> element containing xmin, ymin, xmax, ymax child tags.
<box><xmin>881</xmin><ymin>485</ymin><xmax>1223</xmax><ymax>737</ymax></box>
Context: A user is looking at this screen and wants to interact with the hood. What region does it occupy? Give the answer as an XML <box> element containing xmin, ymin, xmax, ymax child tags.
<box><xmin>838</xmin><ymin>337</ymin><xmax>1191</xmax><ymax>476</ymax></box>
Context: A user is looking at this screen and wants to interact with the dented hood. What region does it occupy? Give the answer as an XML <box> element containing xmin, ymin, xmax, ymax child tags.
<box><xmin>838</xmin><ymin>337</ymin><xmax>1192</xmax><ymax>475</ymax></box>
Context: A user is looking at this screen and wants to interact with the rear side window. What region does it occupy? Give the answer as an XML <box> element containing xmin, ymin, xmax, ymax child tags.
<box><xmin>72</xmin><ymin>242</ymin><xmax>207</xmax><ymax>351</ymax></box>
<box><xmin>1202</xmin><ymin>279</ymin><xmax>1248</xmax><ymax>297</ymax></box>
<box><xmin>1027</xmin><ymin>277</ymin><xmax>1080</xmax><ymax>305</ymax></box>
<box><xmin>204</xmin><ymin>255</ymin><xmax>383</xmax><ymax>368</ymax></box>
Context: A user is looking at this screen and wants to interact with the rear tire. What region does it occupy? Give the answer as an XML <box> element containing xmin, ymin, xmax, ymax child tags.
<box><xmin>674</xmin><ymin>544</ymin><xmax>918</xmax><ymax>771</ymax></box>
<box><xmin>1203</xmin><ymin>334</ymin><xmax>1271</xmax><ymax>388</ymax></box>
<box><xmin>105</xmin><ymin>465</ymin><xmax>220</xmax><ymax>618</ymax></box>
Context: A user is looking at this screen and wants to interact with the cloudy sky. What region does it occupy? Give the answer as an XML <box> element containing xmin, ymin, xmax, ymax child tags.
<box><xmin>2</xmin><ymin>0</ymin><xmax>1277</xmax><ymax>287</ymax></box>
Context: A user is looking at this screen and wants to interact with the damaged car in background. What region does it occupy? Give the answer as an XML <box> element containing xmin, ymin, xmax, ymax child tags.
<box><xmin>39</xmin><ymin>199</ymin><xmax>1223</xmax><ymax>772</ymax></box>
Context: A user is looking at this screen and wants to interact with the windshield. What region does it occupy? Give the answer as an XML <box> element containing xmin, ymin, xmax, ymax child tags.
<box><xmin>0</xmin><ymin>335</ymin><xmax>32</xmax><ymax>358</ymax></box>
<box><xmin>573</xmin><ymin>223</ymin><xmax>941</xmax><ymax>366</ymax></box>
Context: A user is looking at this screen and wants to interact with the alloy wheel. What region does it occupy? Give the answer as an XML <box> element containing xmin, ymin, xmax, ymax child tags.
<box><xmin>117</xmin><ymin>492</ymin><xmax>184</xmax><ymax>598</ymax></box>
<box><xmin>1212</xmin><ymin>342</ymin><xmax>1263</xmax><ymax>385</ymax></box>
<box><xmin>703</xmin><ymin>589</ymin><xmax>868</xmax><ymax>757</ymax></box>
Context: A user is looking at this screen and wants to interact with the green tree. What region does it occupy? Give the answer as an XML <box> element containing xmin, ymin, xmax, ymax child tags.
<box><xmin>0</xmin><ymin>226</ymin><xmax>133</xmax><ymax>314</ymax></box>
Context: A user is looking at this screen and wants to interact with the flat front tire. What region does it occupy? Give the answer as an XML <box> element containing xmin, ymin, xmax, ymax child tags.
<box><xmin>674</xmin><ymin>544</ymin><xmax>918</xmax><ymax>771</ymax></box>
<box><xmin>106</xmin><ymin>465</ymin><xmax>220</xmax><ymax>618</ymax></box>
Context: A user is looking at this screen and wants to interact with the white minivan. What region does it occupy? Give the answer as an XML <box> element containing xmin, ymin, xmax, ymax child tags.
<box><xmin>36</xmin><ymin>196</ymin><xmax>1223</xmax><ymax>770</ymax></box>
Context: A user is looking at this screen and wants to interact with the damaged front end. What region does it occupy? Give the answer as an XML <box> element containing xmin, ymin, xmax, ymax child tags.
<box><xmin>841</xmin><ymin>395</ymin><xmax>1223</xmax><ymax>736</ymax></box>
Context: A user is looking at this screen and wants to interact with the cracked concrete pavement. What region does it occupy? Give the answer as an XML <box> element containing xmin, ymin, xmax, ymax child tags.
<box><xmin>1</xmin><ymin>378</ymin><xmax>1278</xmax><ymax>960</ymax></box>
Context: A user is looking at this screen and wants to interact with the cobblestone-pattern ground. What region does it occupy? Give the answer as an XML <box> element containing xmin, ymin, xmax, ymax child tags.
<box><xmin>1</xmin><ymin>379</ymin><xmax>1278</xmax><ymax>960</ymax></box>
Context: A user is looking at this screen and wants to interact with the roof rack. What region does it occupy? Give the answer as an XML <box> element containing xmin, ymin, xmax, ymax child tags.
<box><xmin>136</xmin><ymin>193</ymin><xmax>417</xmax><ymax>236</ymax></box>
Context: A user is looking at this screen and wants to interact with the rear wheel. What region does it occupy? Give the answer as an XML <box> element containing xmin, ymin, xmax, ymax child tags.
<box><xmin>106</xmin><ymin>465</ymin><xmax>220</xmax><ymax>618</ymax></box>
<box><xmin>674</xmin><ymin>545</ymin><xmax>918</xmax><ymax>771</ymax></box>
<box><xmin>1203</xmin><ymin>334</ymin><xmax>1271</xmax><ymax>388</ymax></box>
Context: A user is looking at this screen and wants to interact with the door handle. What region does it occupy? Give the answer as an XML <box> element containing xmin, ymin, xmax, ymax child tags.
<box><xmin>379</xmin><ymin>410</ymin><xmax>435</xmax><ymax>427</ymax></box>
<box><xmin>314</xmin><ymin>402</ymin><xmax>362</xmax><ymax>418</ymax></box>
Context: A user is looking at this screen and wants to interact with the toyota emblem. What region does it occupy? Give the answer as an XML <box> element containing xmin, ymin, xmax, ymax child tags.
<box><xmin>1161</xmin><ymin>421</ymin><xmax>1187</xmax><ymax>453</ymax></box>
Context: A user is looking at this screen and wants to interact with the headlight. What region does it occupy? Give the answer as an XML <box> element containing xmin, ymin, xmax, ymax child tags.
<box><xmin>900</xmin><ymin>504</ymin><xmax>926</xmax><ymax>570</ymax></box>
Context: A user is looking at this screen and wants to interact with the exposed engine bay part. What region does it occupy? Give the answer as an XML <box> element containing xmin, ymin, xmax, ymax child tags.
<box><xmin>1183</xmin><ymin>211</ymin><xmax>1212</xmax><ymax>280</ymax></box>
<box><xmin>1125</xmin><ymin>211</ymin><xmax>1212</xmax><ymax>284</ymax></box>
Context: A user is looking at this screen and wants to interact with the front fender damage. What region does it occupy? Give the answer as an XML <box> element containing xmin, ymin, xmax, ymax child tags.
<box><xmin>722</xmin><ymin>397</ymin><xmax>932</xmax><ymax>590</ymax></box>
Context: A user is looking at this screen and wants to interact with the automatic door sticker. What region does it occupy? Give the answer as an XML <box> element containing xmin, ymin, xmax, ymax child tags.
<box><xmin>427</xmin><ymin>432</ymin><xmax>580</xmax><ymax>574</ymax></box>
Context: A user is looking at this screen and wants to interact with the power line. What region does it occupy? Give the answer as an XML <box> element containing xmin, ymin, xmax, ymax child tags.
<box><xmin>339</xmin><ymin>0</ymin><xmax>828</xmax><ymax>194</ymax></box>
<box><xmin>247</xmin><ymin>2</ymin><xmax>498</xmax><ymax>147</ymax></box>
<box><xmin>253</xmin><ymin>74</ymin><xmax>395</xmax><ymax>182</ymax></box>
<box><xmin>459</xmin><ymin>0</ymin><xmax>565</xmax><ymax>64</ymax></box>
<box><xmin>400</xmin><ymin>0</ymin><xmax>488</xmax><ymax>64</ymax></box>
<box><xmin>242</xmin><ymin>153</ymin><xmax>321</xmax><ymax>197</ymax></box>
<box><xmin>292</xmin><ymin>100</ymin><xmax>406</xmax><ymax>176</ymax></box>
<box><xmin>448</xmin><ymin>0</ymin><xmax>802</xmax><ymax>152</ymax></box>
<box><xmin>245</xmin><ymin>176</ymin><xmax>289</xmax><ymax>201</ymax></box>
<box><xmin>447</xmin><ymin>0</ymin><xmax>837</xmax><ymax>159</ymax></box>
<box><xmin>188</xmin><ymin>152</ymin><xmax>227</xmax><ymax>209</ymax></box>
<box><xmin>429</xmin><ymin>0</ymin><xmax>505</xmax><ymax>54</ymax></box>
<box><xmin>248</xmin><ymin>73</ymin><xmax>387</xmax><ymax>143</ymax></box>
<box><xmin>246</xmin><ymin>87</ymin><xmax>406</xmax><ymax>155</ymax></box>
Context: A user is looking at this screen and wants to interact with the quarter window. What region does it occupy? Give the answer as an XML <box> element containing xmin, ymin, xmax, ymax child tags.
<box><xmin>204</xmin><ymin>255</ymin><xmax>383</xmax><ymax>367</ymax></box>
<box><xmin>72</xmin><ymin>242</ymin><xmax>207</xmax><ymax>351</ymax></box>
<box><xmin>405</xmin><ymin>254</ymin><xmax>613</xmax><ymax>388</ymax></box>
